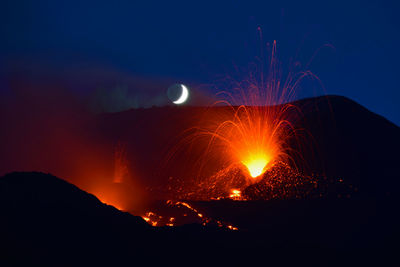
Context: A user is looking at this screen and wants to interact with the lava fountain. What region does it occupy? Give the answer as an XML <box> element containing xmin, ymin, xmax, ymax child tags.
<box><xmin>165</xmin><ymin>41</ymin><xmax>316</xmax><ymax>200</ymax></box>
<box><xmin>200</xmin><ymin>41</ymin><xmax>308</xmax><ymax>179</ymax></box>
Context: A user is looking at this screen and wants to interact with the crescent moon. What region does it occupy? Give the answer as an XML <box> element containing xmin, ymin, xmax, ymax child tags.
<box><xmin>173</xmin><ymin>84</ymin><xmax>189</xmax><ymax>104</ymax></box>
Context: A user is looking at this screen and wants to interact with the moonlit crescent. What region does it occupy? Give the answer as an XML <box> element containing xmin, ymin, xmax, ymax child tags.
<box><xmin>173</xmin><ymin>84</ymin><xmax>189</xmax><ymax>104</ymax></box>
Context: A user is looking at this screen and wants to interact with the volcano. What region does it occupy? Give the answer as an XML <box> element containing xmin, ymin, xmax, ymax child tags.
<box><xmin>96</xmin><ymin>95</ymin><xmax>400</xmax><ymax>198</ymax></box>
<box><xmin>1</xmin><ymin>96</ymin><xmax>400</xmax><ymax>266</ymax></box>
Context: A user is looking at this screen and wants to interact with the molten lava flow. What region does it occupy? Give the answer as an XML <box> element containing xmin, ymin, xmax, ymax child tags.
<box><xmin>229</xmin><ymin>189</ymin><xmax>242</xmax><ymax>200</ymax></box>
<box><xmin>227</xmin><ymin>225</ymin><xmax>238</xmax><ymax>231</ymax></box>
<box><xmin>141</xmin><ymin>211</ymin><xmax>161</xmax><ymax>226</ymax></box>
<box><xmin>140</xmin><ymin>200</ymin><xmax>239</xmax><ymax>230</ymax></box>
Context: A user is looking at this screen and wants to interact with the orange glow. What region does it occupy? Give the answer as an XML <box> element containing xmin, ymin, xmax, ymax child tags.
<box><xmin>140</xmin><ymin>201</ymin><xmax>238</xmax><ymax>230</ymax></box>
<box><xmin>93</xmin><ymin>189</ymin><xmax>126</xmax><ymax>211</ymax></box>
<box><xmin>227</xmin><ymin>225</ymin><xmax>238</xmax><ymax>231</ymax></box>
<box><xmin>242</xmin><ymin>155</ymin><xmax>270</xmax><ymax>178</ymax></box>
<box><xmin>229</xmin><ymin>189</ymin><xmax>242</xmax><ymax>200</ymax></box>
<box><xmin>182</xmin><ymin>40</ymin><xmax>309</xmax><ymax>198</ymax></box>
<box><xmin>113</xmin><ymin>142</ymin><xmax>128</xmax><ymax>184</ymax></box>
<box><xmin>141</xmin><ymin>211</ymin><xmax>160</xmax><ymax>227</ymax></box>
<box><xmin>88</xmin><ymin>142</ymin><xmax>146</xmax><ymax>212</ymax></box>
<box><xmin>195</xmin><ymin>103</ymin><xmax>287</xmax><ymax>183</ymax></box>
<box><xmin>159</xmin><ymin>40</ymin><xmax>321</xmax><ymax>202</ymax></box>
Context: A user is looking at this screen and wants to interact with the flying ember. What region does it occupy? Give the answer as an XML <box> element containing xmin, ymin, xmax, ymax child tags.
<box><xmin>200</xmin><ymin>41</ymin><xmax>304</xmax><ymax>182</ymax></box>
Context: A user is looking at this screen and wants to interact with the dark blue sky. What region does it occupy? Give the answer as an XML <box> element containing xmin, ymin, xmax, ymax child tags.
<box><xmin>1</xmin><ymin>0</ymin><xmax>399</xmax><ymax>124</ymax></box>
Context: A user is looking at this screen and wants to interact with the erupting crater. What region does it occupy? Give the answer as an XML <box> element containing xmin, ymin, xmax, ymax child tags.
<box><xmin>242</xmin><ymin>154</ymin><xmax>271</xmax><ymax>178</ymax></box>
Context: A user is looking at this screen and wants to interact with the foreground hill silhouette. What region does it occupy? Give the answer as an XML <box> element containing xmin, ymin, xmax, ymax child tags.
<box><xmin>1</xmin><ymin>172</ymin><xmax>399</xmax><ymax>266</ymax></box>
<box><xmin>0</xmin><ymin>172</ymin><xmax>152</xmax><ymax>266</ymax></box>
<box><xmin>0</xmin><ymin>172</ymin><xmax>247</xmax><ymax>266</ymax></box>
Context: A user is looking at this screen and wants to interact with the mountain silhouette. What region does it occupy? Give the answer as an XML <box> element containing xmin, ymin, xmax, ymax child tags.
<box><xmin>98</xmin><ymin>95</ymin><xmax>400</xmax><ymax>198</ymax></box>
<box><xmin>287</xmin><ymin>95</ymin><xmax>400</xmax><ymax>198</ymax></box>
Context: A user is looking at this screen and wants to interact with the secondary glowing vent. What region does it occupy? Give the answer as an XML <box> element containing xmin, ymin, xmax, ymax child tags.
<box><xmin>229</xmin><ymin>189</ymin><xmax>242</xmax><ymax>200</ymax></box>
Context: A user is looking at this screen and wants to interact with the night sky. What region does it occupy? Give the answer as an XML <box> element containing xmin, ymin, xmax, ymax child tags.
<box><xmin>0</xmin><ymin>0</ymin><xmax>399</xmax><ymax>124</ymax></box>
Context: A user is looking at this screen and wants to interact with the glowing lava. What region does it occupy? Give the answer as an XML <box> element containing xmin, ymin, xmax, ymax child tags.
<box><xmin>140</xmin><ymin>200</ymin><xmax>239</xmax><ymax>230</ymax></box>
<box><xmin>229</xmin><ymin>189</ymin><xmax>242</xmax><ymax>200</ymax></box>
<box><xmin>165</xmin><ymin>40</ymin><xmax>317</xmax><ymax>200</ymax></box>
<box><xmin>192</xmin><ymin>41</ymin><xmax>304</xmax><ymax>185</ymax></box>
<box><xmin>242</xmin><ymin>155</ymin><xmax>270</xmax><ymax>178</ymax></box>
